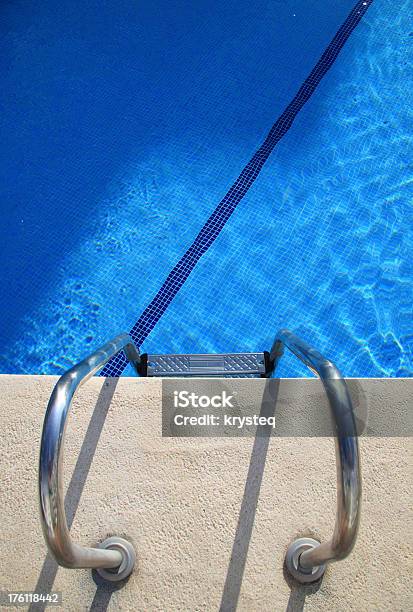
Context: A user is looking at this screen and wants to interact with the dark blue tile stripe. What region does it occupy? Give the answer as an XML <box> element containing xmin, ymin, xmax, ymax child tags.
<box><xmin>101</xmin><ymin>0</ymin><xmax>373</xmax><ymax>377</ymax></box>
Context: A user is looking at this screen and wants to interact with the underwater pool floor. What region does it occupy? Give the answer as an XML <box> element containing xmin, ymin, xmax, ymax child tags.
<box><xmin>0</xmin><ymin>0</ymin><xmax>411</xmax><ymax>377</ymax></box>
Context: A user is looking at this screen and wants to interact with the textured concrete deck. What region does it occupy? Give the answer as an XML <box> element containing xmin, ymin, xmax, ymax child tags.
<box><xmin>0</xmin><ymin>376</ymin><xmax>411</xmax><ymax>611</ymax></box>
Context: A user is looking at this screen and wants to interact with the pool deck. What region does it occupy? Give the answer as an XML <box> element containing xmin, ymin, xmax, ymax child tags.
<box><xmin>0</xmin><ymin>376</ymin><xmax>411</xmax><ymax>611</ymax></box>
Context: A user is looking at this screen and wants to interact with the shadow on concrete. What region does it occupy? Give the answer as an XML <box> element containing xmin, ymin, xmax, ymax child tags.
<box><xmin>30</xmin><ymin>378</ymin><xmax>119</xmax><ymax>612</ymax></box>
<box><xmin>283</xmin><ymin>559</ymin><xmax>323</xmax><ymax>611</ymax></box>
<box><xmin>285</xmin><ymin>582</ymin><xmax>323</xmax><ymax>612</ymax></box>
<box><xmin>89</xmin><ymin>570</ymin><xmax>129</xmax><ymax>611</ymax></box>
<box><xmin>218</xmin><ymin>377</ymin><xmax>325</xmax><ymax>611</ymax></box>
<box><xmin>219</xmin><ymin>379</ymin><xmax>280</xmax><ymax>612</ymax></box>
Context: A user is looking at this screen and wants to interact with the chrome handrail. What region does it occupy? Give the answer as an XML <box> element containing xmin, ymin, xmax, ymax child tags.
<box><xmin>39</xmin><ymin>333</ymin><xmax>140</xmax><ymax>582</ymax></box>
<box><xmin>269</xmin><ymin>329</ymin><xmax>361</xmax><ymax>583</ymax></box>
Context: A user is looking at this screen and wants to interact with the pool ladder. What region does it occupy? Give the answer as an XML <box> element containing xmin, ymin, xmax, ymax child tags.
<box><xmin>39</xmin><ymin>329</ymin><xmax>361</xmax><ymax>585</ymax></box>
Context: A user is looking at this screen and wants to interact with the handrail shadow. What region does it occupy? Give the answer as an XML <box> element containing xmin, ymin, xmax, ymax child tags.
<box><xmin>219</xmin><ymin>377</ymin><xmax>325</xmax><ymax>611</ymax></box>
<box><xmin>219</xmin><ymin>378</ymin><xmax>279</xmax><ymax>612</ymax></box>
<box><xmin>283</xmin><ymin>557</ymin><xmax>323</xmax><ymax>611</ymax></box>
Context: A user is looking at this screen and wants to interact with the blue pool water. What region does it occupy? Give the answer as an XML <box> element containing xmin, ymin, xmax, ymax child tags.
<box><xmin>0</xmin><ymin>0</ymin><xmax>412</xmax><ymax>377</ymax></box>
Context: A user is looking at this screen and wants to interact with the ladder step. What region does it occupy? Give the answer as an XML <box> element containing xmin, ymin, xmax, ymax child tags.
<box><xmin>139</xmin><ymin>352</ymin><xmax>271</xmax><ymax>377</ymax></box>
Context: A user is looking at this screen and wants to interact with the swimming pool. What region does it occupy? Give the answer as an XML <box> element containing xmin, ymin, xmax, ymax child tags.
<box><xmin>1</xmin><ymin>0</ymin><xmax>411</xmax><ymax>377</ymax></box>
